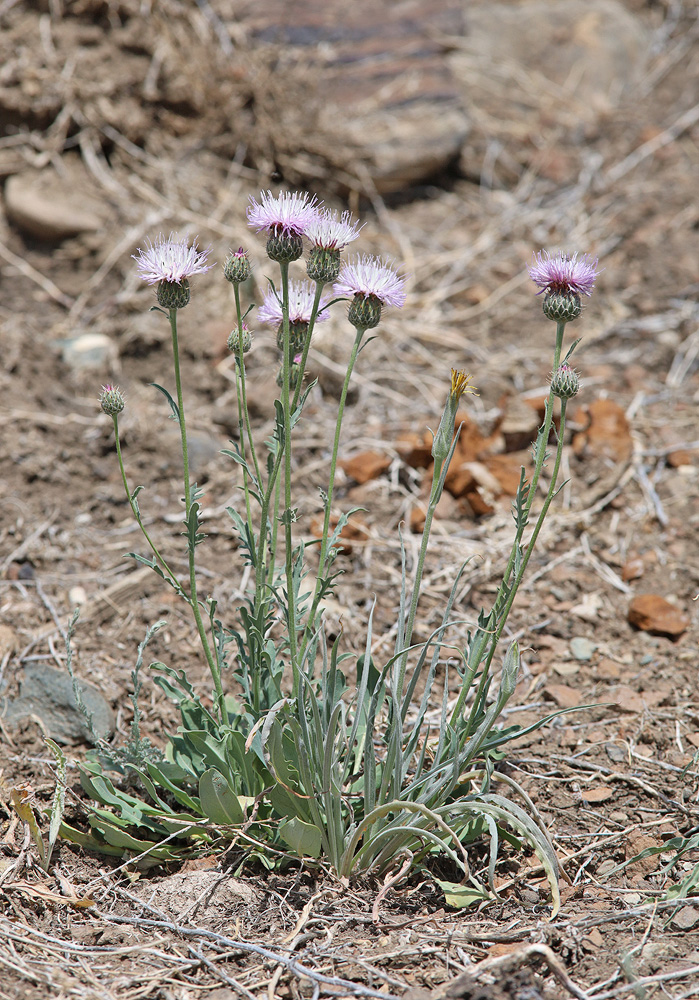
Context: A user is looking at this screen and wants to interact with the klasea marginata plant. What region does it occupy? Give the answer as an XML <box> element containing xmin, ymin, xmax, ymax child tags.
<box><xmin>62</xmin><ymin>214</ymin><xmax>600</xmax><ymax>911</ymax></box>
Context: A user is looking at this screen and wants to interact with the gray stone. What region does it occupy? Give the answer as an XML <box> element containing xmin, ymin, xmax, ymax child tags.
<box><xmin>60</xmin><ymin>332</ymin><xmax>118</xmax><ymax>369</ymax></box>
<box><xmin>570</xmin><ymin>636</ymin><xmax>597</xmax><ymax>661</ymax></box>
<box><xmin>5</xmin><ymin>164</ymin><xmax>105</xmax><ymax>242</ymax></box>
<box><xmin>3</xmin><ymin>664</ymin><xmax>114</xmax><ymax>744</ymax></box>
<box><xmin>671</xmin><ymin>906</ymin><xmax>699</xmax><ymax>931</ymax></box>
<box><xmin>133</xmin><ymin>870</ymin><xmax>260</xmax><ymax>923</ymax></box>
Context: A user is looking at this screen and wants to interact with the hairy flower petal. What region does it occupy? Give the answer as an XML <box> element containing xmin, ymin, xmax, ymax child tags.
<box><xmin>528</xmin><ymin>250</ymin><xmax>600</xmax><ymax>297</ymax></box>
<box><xmin>333</xmin><ymin>255</ymin><xmax>407</xmax><ymax>307</ymax></box>
<box><xmin>258</xmin><ymin>280</ymin><xmax>331</xmax><ymax>326</ymax></box>
<box><xmin>132</xmin><ymin>233</ymin><xmax>213</xmax><ymax>285</ymax></box>
<box><xmin>247</xmin><ymin>190</ymin><xmax>321</xmax><ymax>236</ymax></box>
<box><xmin>305</xmin><ymin>209</ymin><xmax>363</xmax><ymax>250</ymax></box>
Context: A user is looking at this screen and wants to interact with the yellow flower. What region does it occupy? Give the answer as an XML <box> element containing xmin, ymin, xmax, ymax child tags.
<box><xmin>433</xmin><ymin>370</ymin><xmax>478</xmax><ymax>466</ymax></box>
<box><xmin>450</xmin><ymin>369</ymin><xmax>478</xmax><ymax>401</ymax></box>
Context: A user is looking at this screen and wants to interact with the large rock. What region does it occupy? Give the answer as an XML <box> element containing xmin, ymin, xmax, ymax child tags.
<box><xmin>4</xmin><ymin>664</ymin><xmax>114</xmax><ymax>744</ymax></box>
<box><xmin>4</xmin><ymin>158</ymin><xmax>106</xmax><ymax>242</ymax></box>
<box><xmin>243</xmin><ymin>0</ymin><xmax>469</xmax><ymax>194</ymax></box>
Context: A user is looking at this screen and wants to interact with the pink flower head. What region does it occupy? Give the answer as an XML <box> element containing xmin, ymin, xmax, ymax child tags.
<box><xmin>247</xmin><ymin>190</ymin><xmax>321</xmax><ymax>237</ymax></box>
<box><xmin>258</xmin><ymin>280</ymin><xmax>331</xmax><ymax>327</ymax></box>
<box><xmin>528</xmin><ymin>250</ymin><xmax>600</xmax><ymax>297</ymax></box>
<box><xmin>333</xmin><ymin>255</ymin><xmax>407</xmax><ymax>308</ymax></box>
<box><xmin>304</xmin><ymin>209</ymin><xmax>363</xmax><ymax>250</ymax></box>
<box><xmin>132</xmin><ymin>233</ymin><xmax>213</xmax><ymax>285</ymax></box>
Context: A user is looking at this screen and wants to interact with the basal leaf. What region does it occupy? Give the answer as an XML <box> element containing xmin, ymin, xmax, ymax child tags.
<box><xmin>279</xmin><ymin>817</ymin><xmax>322</xmax><ymax>859</ymax></box>
<box><xmin>434</xmin><ymin>878</ymin><xmax>493</xmax><ymax>909</ymax></box>
<box><xmin>199</xmin><ymin>768</ymin><xmax>248</xmax><ymax>825</ymax></box>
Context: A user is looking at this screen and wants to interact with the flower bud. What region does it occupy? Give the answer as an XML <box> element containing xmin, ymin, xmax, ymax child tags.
<box><xmin>307</xmin><ymin>247</ymin><xmax>342</xmax><ymax>284</ymax></box>
<box><xmin>227</xmin><ymin>323</ymin><xmax>252</xmax><ymax>355</ymax></box>
<box><xmin>276</xmin><ymin>355</ymin><xmax>305</xmax><ymax>390</ymax></box>
<box><xmin>99</xmin><ymin>384</ymin><xmax>125</xmax><ymax>416</ymax></box>
<box><xmin>157</xmin><ymin>279</ymin><xmax>191</xmax><ymax>310</ymax></box>
<box><xmin>276</xmin><ymin>320</ymin><xmax>309</xmax><ymax>358</ymax></box>
<box><xmin>266</xmin><ymin>231</ymin><xmax>304</xmax><ymax>263</ymax></box>
<box><xmin>543</xmin><ymin>291</ymin><xmax>581</xmax><ymax>323</ymax></box>
<box><xmin>223</xmin><ymin>248</ymin><xmax>252</xmax><ymax>285</ymax></box>
<box><xmin>348</xmin><ymin>293</ymin><xmax>382</xmax><ymax>330</ymax></box>
<box><xmin>550</xmin><ymin>363</ymin><xmax>580</xmax><ymax>399</ymax></box>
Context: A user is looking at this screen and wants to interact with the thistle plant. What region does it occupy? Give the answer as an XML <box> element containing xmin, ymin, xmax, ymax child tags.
<box><xmin>62</xmin><ymin>212</ymin><xmax>599</xmax><ymax>909</ymax></box>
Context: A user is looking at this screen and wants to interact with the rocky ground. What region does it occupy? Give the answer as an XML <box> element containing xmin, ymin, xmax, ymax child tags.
<box><xmin>1</xmin><ymin>1</ymin><xmax>699</xmax><ymax>998</ymax></box>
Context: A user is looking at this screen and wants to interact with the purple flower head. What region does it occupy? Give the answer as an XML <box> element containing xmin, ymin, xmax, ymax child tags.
<box><xmin>247</xmin><ymin>190</ymin><xmax>321</xmax><ymax>237</ymax></box>
<box><xmin>223</xmin><ymin>247</ymin><xmax>252</xmax><ymax>285</ymax></box>
<box><xmin>333</xmin><ymin>255</ymin><xmax>407</xmax><ymax>308</ymax></box>
<box><xmin>258</xmin><ymin>280</ymin><xmax>331</xmax><ymax>327</ymax></box>
<box><xmin>99</xmin><ymin>384</ymin><xmax>125</xmax><ymax>416</ymax></box>
<box><xmin>305</xmin><ymin>209</ymin><xmax>363</xmax><ymax>250</ymax></box>
<box><xmin>528</xmin><ymin>250</ymin><xmax>600</xmax><ymax>298</ymax></box>
<box><xmin>132</xmin><ymin>233</ymin><xmax>213</xmax><ymax>285</ymax></box>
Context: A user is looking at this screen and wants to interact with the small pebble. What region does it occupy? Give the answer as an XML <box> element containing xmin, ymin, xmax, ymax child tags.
<box><xmin>68</xmin><ymin>586</ymin><xmax>88</xmax><ymax>606</ymax></box>
<box><xmin>606</xmin><ymin>744</ymin><xmax>626</xmax><ymax>762</ymax></box>
<box><xmin>671</xmin><ymin>905</ymin><xmax>699</xmax><ymax>931</ymax></box>
<box><xmin>570</xmin><ymin>636</ymin><xmax>597</xmax><ymax>661</ymax></box>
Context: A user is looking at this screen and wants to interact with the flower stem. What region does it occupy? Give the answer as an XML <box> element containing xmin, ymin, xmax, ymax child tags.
<box><xmin>449</xmin><ymin>322</ymin><xmax>568</xmax><ymax>727</ymax></box>
<box><xmin>278</xmin><ymin>263</ymin><xmax>300</xmax><ymax>688</ymax></box>
<box><xmin>302</xmin><ymin>325</ymin><xmax>366</xmax><ymax>655</ymax></box>
<box><xmin>396</xmin><ymin>452</ymin><xmax>448</xmax><ymax>702</ymax></box>
<box><xmin>168</xmin><ymin>307</ymin><xmax>226</xmax><ymax>724</ymax></box>
<box><xmin>233</xmin><ymin>285</ymin><xmax>262</xmax><ymax>487</ymax></box>
<box><xmin>112</xmin><ymin>415</ymin><xmax>181</xmax><ymax>592</ymax></box>
<box><xmin>481</xmin><ymin>398</ymin><xmax>569</xmax><ymax>677</ymax></box>
<box><xmin>291</xmin><ymin>281</ymin><xmax>325</xmax><ymax>411</ymax></box>
<box><xmin>494</xmin><ymin>319</ymin><xmax>567</xmax><ymax>612</ymax></box>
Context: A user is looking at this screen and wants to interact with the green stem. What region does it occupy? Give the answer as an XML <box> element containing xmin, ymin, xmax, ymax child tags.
<box><xmin>168</xmin><ymin>306</ymin><xmax>226</xmax><ymax>724</ymax></box>
<box><xmin>493</xmin><ymin>319</ymin><xmax>567</xmax><ymax>614</ymax></box>
<box><xmin>234</xmin><ymin>366</ymin><xmax>254</xmax><ymax>531</ymax></box>
<box><xmin>301</xmin><ymin>325</ymin><xmax>366</xmax><ymax>655</ymax></box>
<box><xmin>291</xmin><ymin>281</ymin><xmax>325</xmax><ymax>412</ymax></box>
<box><xmin>233</xmin><ymin>285</ymin><xmax>262</xmax><ymax>487</ymax></box>
<box><xmin>278</xmin><ymin>264</ymin><xmax>300</xmax><ymax>688</ymax></box>
<box><xmin>395</xmin><ymin>456</ymin><xmax>447</xmax><ymax>703</ymax></box>
<box><xmin>449</xmin><ymin>321</ymin><xmax>569</xmax><ymax>728</ymax></box>
<box><xmin>268</xmin><ymin>475</ymin><xmax>282</xmax><ymax>589</ymax></box>
<box><xmin>112</xmin><ymin>416</ymin><xmax>181</xmax><ymax>592</ymax></box>
<box><xmin>482</xmin><ymin>398</ymin><xmax>569</xmax><ymax>677</ymax></box>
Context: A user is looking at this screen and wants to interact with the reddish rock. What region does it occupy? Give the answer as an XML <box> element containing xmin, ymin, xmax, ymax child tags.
<box><xmin>667</xmin><ymin>448</ymin><xmax>695</xmax><ymax>468</ymax></box>
<box><xmin>484</xmin><ymin>453</ymin><xmax>529</xmax><ymax>497</ymax></box>
<box><xmin>340</xmin><ymin>450</ymin><xmax>391</xmax><ymax>484</ymax></box>
<box><xmin>621</xmin><ymin>556</ymin><xmax>645</xmax><ymax>582</ymax></box>
<box><xmin>396</xmin><ymin>429</ymin><xmax>433</xmax><ymax>469</ymax></box>
<box><xmin>572</xmin><ymin>399</ymin><xmax>633</xmax><ymax>464</ymax></box>
<box><xmin>627</xmin><ymin>594</ymin><xmax>689</xmax><ymax>639</ymax></box>
<box><xmin>309</xmin><ymin>513</ymin><xmax>370</xmax><ymax>555</ymax></box>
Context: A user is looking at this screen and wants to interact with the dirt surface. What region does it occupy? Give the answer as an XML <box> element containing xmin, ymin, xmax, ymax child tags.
<box><xmin>2</xmin><ymin>1</ymin><xmax>699</xmax><ymax>998</ymax></box>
